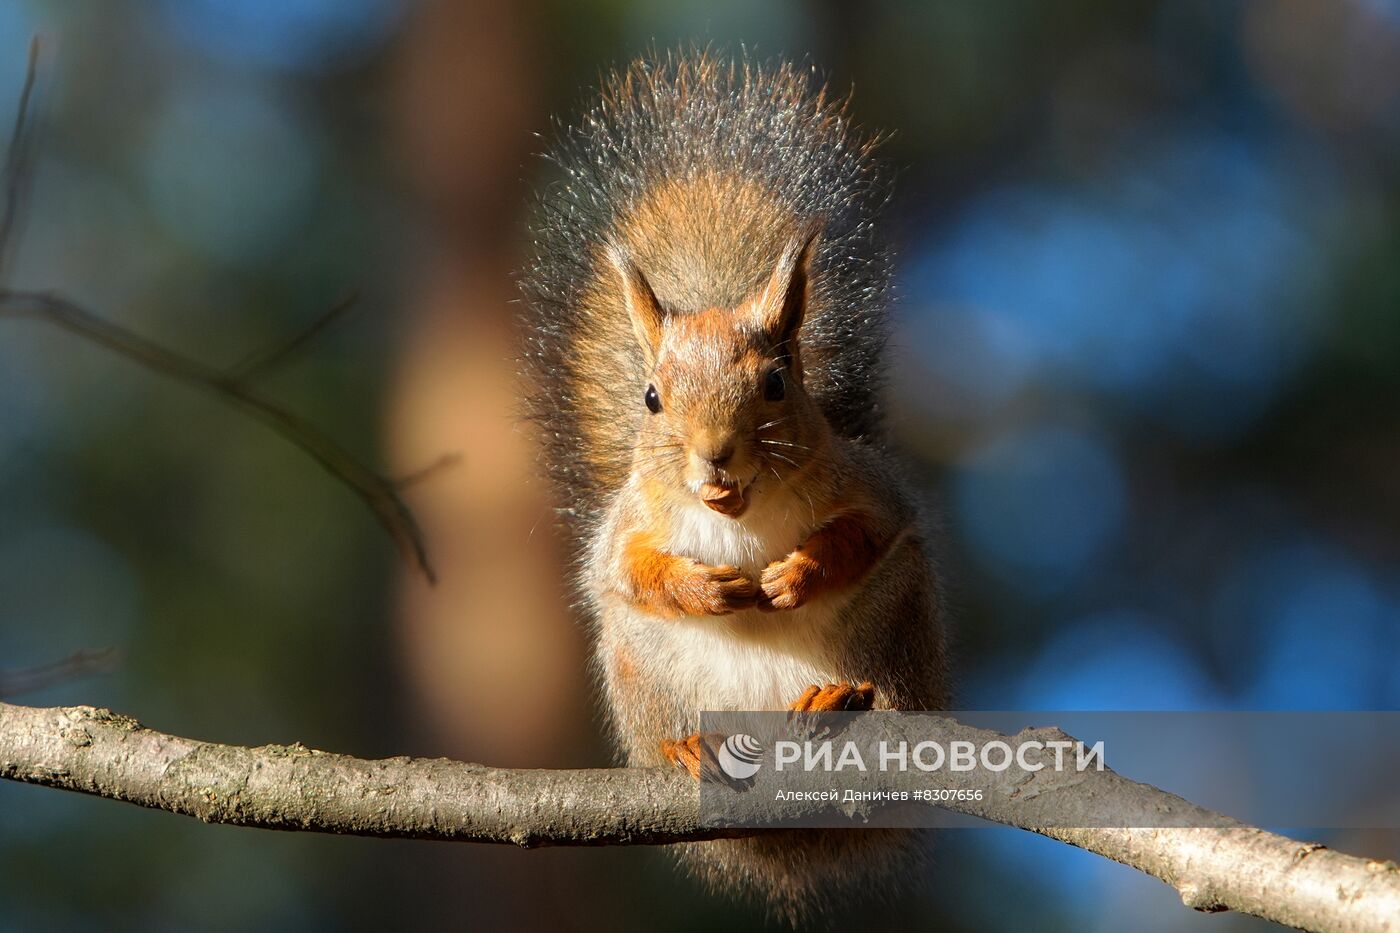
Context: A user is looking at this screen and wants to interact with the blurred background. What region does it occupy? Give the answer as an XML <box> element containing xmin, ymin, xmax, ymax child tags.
<box><xmin>1</xmin><ymin>0</ymin><xmax>1397</xmax><ymax>930</ymax></box>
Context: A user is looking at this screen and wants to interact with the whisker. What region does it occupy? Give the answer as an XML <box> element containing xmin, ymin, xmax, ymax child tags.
<box><xmin>759</xmin><ymin>438</ymin><xmax>811</xmax><ymax>451</ymax></box>
<box><xmin>765</xmin><ymin>450</ymin><xmax>800</xmax><ymax>469</ymax></box>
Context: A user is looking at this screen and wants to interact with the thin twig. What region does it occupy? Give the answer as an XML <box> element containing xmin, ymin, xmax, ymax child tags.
<box><xmin>230</xmin><ymin>290</ymin><xmax>360</xmax><ymax>378</ymax></box>
<box><xmin>393</xmin><ymin>451</ymin><xmax>463</xmax><ymax>489</ymax></box>
<box><xmin>0</xmin><ymin>289</ymin><xmax>438</xmax><ymax>583</ymax></box>
<box><xmin>0</xmin><ymin>650</ymin><xmax>121</xmax><ymax>698</ymax></box>
<box><xmin>0</xmin><ymin>35</ymin><xmax>40</xmax><ymax>283</ymax></box>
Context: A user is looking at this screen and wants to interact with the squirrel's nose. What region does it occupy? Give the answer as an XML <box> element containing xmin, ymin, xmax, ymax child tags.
<box><xmin>694</xmin><ymin>433</ymin><xmax>737</xmax><ymax>468</ymax></box>
<box><xmin>705</xmin><ymin>445</ymin><xmax>735</xmax><ymax>468</ymax></box>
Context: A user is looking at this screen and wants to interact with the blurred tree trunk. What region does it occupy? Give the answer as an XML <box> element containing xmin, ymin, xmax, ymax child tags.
<box><xmin>384</xmin><ymin>2</ymin><xmax>607</xmax><ymax>929</ymax></box>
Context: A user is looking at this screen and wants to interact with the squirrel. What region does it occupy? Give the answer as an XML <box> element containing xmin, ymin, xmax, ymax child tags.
<box><xmin>521</xmin><ymin>49</ymin><xmax>948</xmax><ymax>921</ymax></box>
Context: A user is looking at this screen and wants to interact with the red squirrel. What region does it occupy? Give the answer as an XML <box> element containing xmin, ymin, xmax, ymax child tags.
<box><xmin>521</xmin><ymin>49</ymin><xmax>947</xmax><ymax>921</ymax></box>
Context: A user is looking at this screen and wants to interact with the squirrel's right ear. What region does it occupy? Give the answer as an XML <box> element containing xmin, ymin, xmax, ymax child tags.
<box><xmin>606</xmin><ymin>244</ymin><xmax>665</xmax><ymax>366</ymax></box>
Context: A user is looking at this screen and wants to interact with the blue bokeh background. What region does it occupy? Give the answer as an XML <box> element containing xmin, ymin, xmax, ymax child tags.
<box><xmin>2</xmin><ymin>1</ymin><xmax>1398</xmax><ymax>930</ymax></box>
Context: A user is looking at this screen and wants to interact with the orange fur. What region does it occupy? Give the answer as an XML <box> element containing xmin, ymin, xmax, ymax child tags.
<box><xmin>612</xmin><ymin>645</ymin><xmax>637</xmax><ymax>686</ymax></box>
<box><xmin>617</xmin><ymin>173</ymin><xmax>791</xmax><ymax>311</ymax></box>
<box><xmin>622</xmin><ymin>530</ymin><xmax>757</xmax><ymax>617</ymax></box>
<box><xmin>759</xmin><ymin>510</ymin><xmax>889</xmax><ymax>611</ymax></box>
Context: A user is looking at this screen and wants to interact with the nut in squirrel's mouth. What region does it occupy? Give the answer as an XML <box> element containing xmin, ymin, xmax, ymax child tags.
<box><xmin>699</xmin><ymin>481</ymin><xmax>748</xmax><ymax>518</ymax></box>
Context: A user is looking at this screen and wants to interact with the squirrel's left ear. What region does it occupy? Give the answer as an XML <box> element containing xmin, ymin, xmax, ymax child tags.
<box><xmin>754</xmin><ymin>225</ymin><xmax>820</xmax><ymax>355</ymax></box>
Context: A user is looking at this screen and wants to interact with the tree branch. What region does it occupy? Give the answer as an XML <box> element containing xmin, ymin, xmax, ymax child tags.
<box><xmin>0</xmin><ymin>43</ymin><xmax>450</xmax><ymax>583</ymax></box>
<box><xmin>2</xmin><ymin>701</ymin><xmax>1396</xmax><ymax>932</ymax></box>
<box><xmin>0</xmin><ymin>701</ymin><xmax>727</xmax><ymax>847</ymax></box>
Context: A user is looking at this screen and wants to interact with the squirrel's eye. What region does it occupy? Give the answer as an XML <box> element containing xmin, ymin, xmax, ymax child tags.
<box><xmin>763</xmin><ymin>367</ymin><xmax>786</xmax><ymax>402</ymax></box>
<box><xmin>644</xmin><ymin>384</ymin><xmax>662</xmax><ymax>414</ymax></box>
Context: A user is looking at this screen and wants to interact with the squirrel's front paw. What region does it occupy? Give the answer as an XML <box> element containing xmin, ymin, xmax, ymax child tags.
<box><xmin>758</xmin><ymin>551</ymin><xmax>820</xmax><ymax>611</ymax></box>
<box><xmin>675</xmin><ymin>562</ymin><xmax>757</xmax><ymax>615</ymax></box>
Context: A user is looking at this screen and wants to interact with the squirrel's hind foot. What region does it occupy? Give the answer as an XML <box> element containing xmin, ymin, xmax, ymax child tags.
<box><xmin>662</xmin><ymin>732</ymin><xmax>716</xmax><ymax>780</ymax></box>
<box><xmin>662</xmin><ymin>685</ymin><xmax>877</xmax><ymax>780</ymax></box>
<box><xmin>788</xmin><ymin>681</ymin><xmax>876</xmax><ymax>712</ymax></box>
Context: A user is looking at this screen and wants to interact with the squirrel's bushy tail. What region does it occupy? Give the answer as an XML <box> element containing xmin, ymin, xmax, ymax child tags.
<box><xmin>521</xmin><ymin>48</ymin><xmax>893</xmax><ymax>543</ymax></box>
<box><xmin>678</xmin><ymin>829</ymin><xmax>927</xmax><ymax>925</ymax></box>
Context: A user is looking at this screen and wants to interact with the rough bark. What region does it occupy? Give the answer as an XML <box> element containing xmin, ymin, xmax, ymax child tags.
<box><xmin>2</xmin><ymin>701</ymin><xmax>1397</xmax><ymax>932</ymax></box>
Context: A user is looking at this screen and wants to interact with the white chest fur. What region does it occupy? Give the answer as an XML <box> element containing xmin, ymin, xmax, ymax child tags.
<box><xmin>668</xmin><ymin>492</ymin><xmax>811</xmax><ymax>576</ymax></box>
<box><xmin>606</xmin><ymin>491</ymin><xmax>848</xmax><ymax>712</ymax></box>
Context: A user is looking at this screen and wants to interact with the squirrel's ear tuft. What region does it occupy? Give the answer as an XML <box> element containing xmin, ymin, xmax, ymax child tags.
<box><xmin>755</xmin><ymin>225</ymin><xmax>820</xmax><ymax>354</ymax></box>
<box><xmin>606</xmin><ymin>243</ymin><xmax>666</xmax><ymax>367</ymax></box>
